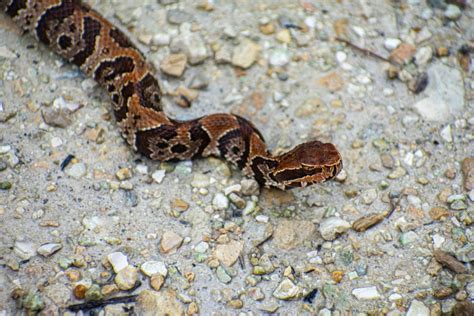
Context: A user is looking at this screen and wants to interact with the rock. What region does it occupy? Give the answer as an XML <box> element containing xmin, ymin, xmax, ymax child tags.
<box><xmin>214</xmin><ymin>240</ymin><xmax>244</xmax><ymax>267</ymax></box>
<box><xmin>160</xmin><ymin>231</ymin><xmax>184</xmax><ymax>254</ymax></box>
<box><xmin>216</xmin><ymin>266</ymin><xmax>232</xmax><ymax>284</ymax></box>
<box><xmin>248</xmin><ymin>287</ymin><xmax>265</xmax><ymax>301</ymax></box>
<box><xmin>452</xmin><ymin>301</ymin><xmax>474</xmax><ymax>315</ymax></box>
<box><xmin>318</xmin><ymin>72</ymin><xmax>344</xmax><ymax>92</ymax></box>
<box><xmin>150</xmin><ymin>273</ymin><xmax>165</xmax><ymax>291</ymax></box>
<box><xmin>319</xmin><ymin>217</ymin><xmax>351</xmax><ymax>241</ymax></box>
<box><xmin>231</xmin><ymin>39</ymin><xmax>261</xmax><ymax>69</ymax></box>
<box><xmin>273</xmin><ymin>220</ymin><xmax>315</xmax><ymax>249</ymax></box>
<box><xmin>65</xmin><ymin>162</ymin><xmax>87</xmax><ymax>179</ymax></box>
<box><xmin>406</xmin><ymin>299</ymin><xmax>430</xmax><ymax>316</ymax></box>
<box><xmin>412</xmin><ymin>62</ymin><xmax>464</xmax><ymax>122</ymax></box>
<box><xmin>152</xmin><ymin>33</ymin><xmax>171</xmax><ymax>46</ymax></box>
<box><xmin>240</xmin><ymin>179</ymin><xmax>259</xmax><ymax>195</ymax></box>
<box><xmin>384</xmin><ymin>38</ymin><xmax>401</xmax><ymax>51</ymax></box>
<box><xmin>399</xmin><ymin>231</ymin><xmax>418</xmax><ymax>245</ymax></box>
<box><xmin>212</xmin><ymin>193</ymin><xmax>229</xmax><ymax>210</ymax></box>
<box><xmin>444</xmin><ymin>4</ymin><xmax>462</xmax><ymax>20</ymax></box>
<box><xmin>116</xmin><ymin>167</ymin><xmax>132</xmax><ymax>180</ymax></box>
<box><xmin>114</xmin><ymin>265</ymin><xmax>138</xmax><ymax>290</ymax></box>
<box><xmin>160</xmin><ymin>53</ymin><xmax>187</xmax><ymax>77</ymax></box>
<box><xmin>414</xmin><ymin>46</ymin><xmax>433</xmax><ymax>67</ymax></box>
<box><xmin>0</xmin><ymin>46</ymin><xmax>17</xmax><ymax>59</ymax></box>
<box><xmin>269</xmin><ymin>47</ymin><xmax>290</xmax><ymax>67</ymax></box>
<box><xmin>151</xmin><ymin>169</ymin><xmax>166</xmax><ymax>184</ymax></box>
<box><xmin>351</xmin><ymin>286</ymin><xmax>381</xmax><ymax>300</ymax></box>
<box><xmin>275</xmin><ymin>29</ymin><xmax>291</xmax><ymax>43</ymax></box>
<box><xmin>433</xmin><ymin>249</ymin><xmax>467</xmax><ymax>273</ymax></box>
<box><xmin>389</xmin><ymin>43</ymin><xmax>416</xmax><ymax>64</ymax></box>
<box><xmin>170</xmin><ymin>31</ymin><xmax>209</xmax><ymax>65</ymax></box>
<box><xmin>361</xmin><ymin>188</ymin><xmax>377</xmax><ymax>204</ymax></box>
<box><xmin>107</xmin><ymin>252</ymin><xmax>129</xmax><ymax>273</ymax></box>
<box><xmin>37</xmin><ymin>243</ymin><xmax>62</xmax><ymax>257</ymax></box>
<box><xmin>14</xmin><ymin>241</ymin><xmax>36</xmax><ymax>260</ymax></box>
<box><xmin>429</xmin><ymin>207</ymin><xmax>450</xmax><ymax>220</ymax></box>
<box><xmin>455</xmin><ymin>244</ymin><xmax>474</xmax><ymax>263</ymax></box>
<box><xmin>273</xmin><ymin>278</ymin><xmax>301</xmax><ymax>300</ymax></box>
<box><xmin>85</xmin><ymin>284</ymin><xmax>103</xmax><ymax>302</ymax></box>
<box><xmin>21</xmin><ymin>292</ymin><xmax>45</xmax><ymax>313</ymax></box>
<box><xmin>140</xmin><ymin>261</ymin><xmax>168</xmax><ymax>277</ymax></box>
<box><xmin>167</xmin><ymin>9</ymin><xmax>192</xmax><ymax>25</ymax></box>
<box><xmin>461</xmin><ymin>157</ymin><xmax>474</xmax><ymax>191</ymax></box>
<box><xmin>136</xmin><ymin>290</ymin><xmax>185</xmax><ymax>316</ymax></box>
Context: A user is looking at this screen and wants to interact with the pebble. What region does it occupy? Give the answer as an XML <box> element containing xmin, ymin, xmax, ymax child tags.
<box><xmin>37</xmin><ymin>243</ymin><xmax>62</xmax><ymax>257</ymax></box>
<box><xmin>414</xmin><ymin>46</ymin><xmax>433</xmax><ymax>67</ymax></box>
<box><xmin>115</xmin><ymin>265</ymin><xmax>138</xmax><ymax>290</ymax></box>
<box><xmin>384</xmin><ymin>38</ymin><xmax>401</xmax><ymax>51</ymax></box>
<box><xmin>444</xmin><ymin>4</ymin><xmax>462</xmax><ymax>20</ymax></box>
<box><xmin>160</xmin><ymin>53</ymin><xmax>187</xmax><ymax>77</ymax></box>
<box><xmin>413</xmin><ymin>62</ymin><xmax>464</xmax><ymax>122</ymax></box>
<box><xmin>107</xmin><ymin>252</ymin><xmax>129</xmax><ymax>273</ymax></box>
<box><xmin>14</xmin><ymin>241</ymin><xmax>36</xmax><ymax>260</ymax></box>
<box><xmin>214</xmin><ymin>240</ymin><xmax>244</xmax><ymax>267</ymax></box>
<box><xmin>85</xmin><ymin>284</ymin><xmax>102</xmax><ymax>301</ymax></box>
<box><xmin>212</xmin><ymin>193</ymin><xmax>229</xmax><ymax>211</ymax></box>
<box><xmin>361</xmin><ymin>188</ymin><xmax>377</xmax><ymax>204</ymax></box>
<box><xmin>231</xmin><ymin>39</ymin><xmax>261</xmax><ymax>69</ymax></box>
<box><xmin>406</xmin><ymin>299</ymin><xmax>430</xmax><ymax>316</ymax></box>
<box><xmin>255</xmin><ymin>215</ymin><xmax>269</xmax><ymax>223</ymax></box>
<box><xmin>136</xmin><ymin>290</ymin><xmax>184</xmax><ymax>315</ymax></box>
<box><xmin>65</xmin><ymin>162</ymin><xmax>87</xmax><ymax>179</ymax></box>
<box><xmin>150</xmin><ymin>273</ymin><xmax>165</xmax><ymax>291</ymax></box>
<box><xmin>151</xmin><ymin>169</ymin><xmax>166</xmax><ymax>184</ymax></box>
<box><xmin>269</xmin><ymin>48</ymin><xmax>290</xmax><ymax>67</ymax></box>
<box><xmin>440</xmin><ymin>125</ymin><xmax>453</xmax><ymax>142</ymax></box>
<box><xmin>273</xmin><ymin>220</ymin><xmax>315</xmax><ymax>249</ymax></box>
<box><xmin>167</xmin><ymin>9</ymin><xmax>192</xmax><ymax>25</ymax></box>
<box><xmin>351</xmin><ymin>286</ymin><xmax>381</xmax><ymax>300</ymax></box>
<box><xmin>140</xmin><ymin>261</ymin><xmax>168</xmax><ymax>277</ymax></box>
<box><xmin>389</xmin><ymin>43</ymin><xmax>416</xmax><ymax>64</ymax></box>
<box><xmin>216</xmin><ymin>266</ymin><xmax>232</xmax><ymax>283</ymax></box>
<box><xmin>461</xmin><ymin>157</ymin><xmax>474</xmax><ymax>191</ymax></box>
<box><xmin>399</xmin><ymin>231</ymin><xmax>418</xmax><ymax>245</ymax></box>
<box><xmin>241</xmin><ymin>179</ymin><xmax>259</xmax><ymax>195</ymax></box>
<box><xmin>275</xmin><ymin>29</ymin><xmax>291</xmax><ymax>43</ymax></box>
<box><xmin>433</xmin><ymin>249</ymin><xmax>467</xmax><ymax>273</ymax></box>
<box><xmin>194</xmin><ymin>241</ymin><xmax>209</xmax><ymax>253</ymax></box>
<box><xmin>170</xmin><ymin>31</ymin><xmax>209</xmax><ymax>65</ymax></box>
<box><xmin>160</xmin><ymin>230</ymin><xmax>184</xmax><ymax>253</ymax></box>
<box><xmin>273</xmin><ymin>278</ymin><xmax>301</xmax><ymax>300</ymax></box>
<box><xmin>152</xmin><ymin>33</ymin><xmax>171</xmax><ymax>46</ymax></box>
<box><xmin>319</xmin><ymin>217</ymin><xmax>351</xmax><ymax>241</ymax></box>
<box><xmin>0</xmin><ymin>46</ymin><xmax>17</xmax><ymax>59</ymax></box>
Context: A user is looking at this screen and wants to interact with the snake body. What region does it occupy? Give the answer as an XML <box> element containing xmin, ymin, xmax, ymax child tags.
<box><xmin>1</xmin><ymin>0</ymin><xmax>342</xmax><ymax>190</ymax></box>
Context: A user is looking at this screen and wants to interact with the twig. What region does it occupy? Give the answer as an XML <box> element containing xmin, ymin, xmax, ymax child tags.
<box><xmin>335</xmin><ymin>37</ymin><xmax>397</xmax><ymax>65</ymax></box>
<box><xmin>67</xmin><ymin>294</ymin><xmax>139</xmax><ymax>312</ymax></box>
<box><xmin>387</xmin><ymin>193</ymin><xmax>403</xmax><ymax>218</ymax></box>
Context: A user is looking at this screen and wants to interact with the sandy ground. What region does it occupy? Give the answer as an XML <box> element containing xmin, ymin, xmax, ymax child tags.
<box><xmin>0</xmin><ymin>0</ymin><xmax>473</xmax><ymax>314</ymax></box>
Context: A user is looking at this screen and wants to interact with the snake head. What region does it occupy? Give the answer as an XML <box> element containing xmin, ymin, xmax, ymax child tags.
<box><xmin>272</xmin><ymin>140</ymin><xmax>343</xmax><ymax>189</ymax></box>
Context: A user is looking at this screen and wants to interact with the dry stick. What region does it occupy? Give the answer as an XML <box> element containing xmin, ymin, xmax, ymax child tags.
<box><xmin>67</xmin><ymin>294</ymin><xmax>139</xmax><ymax>312</ymax></box>
<box><xmin>335</xmin><ymin>37</ymin><xmax>398</xmax><ymax>66</ymax></box>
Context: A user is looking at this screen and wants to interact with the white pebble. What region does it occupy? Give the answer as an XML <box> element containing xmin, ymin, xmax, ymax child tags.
<box><xmin>384</xmin><ymin>38</ymin><xmax>401</xmax><ymax>51</ymax></box>
<box><xmin>152</xmin><ymin>170</ymin><xmax>166</xmax><ymax>183</ymax></box>
<box><xmin>107</xmin><ymin>252</ymin><xmax>129</xmax><ymax>273</ymax></box>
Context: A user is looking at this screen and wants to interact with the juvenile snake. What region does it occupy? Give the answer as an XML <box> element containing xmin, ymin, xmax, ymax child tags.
<box><xmin>1</xmin><ymin>0</ymin><xmax>342</xmax><ymax>190</ymax></box>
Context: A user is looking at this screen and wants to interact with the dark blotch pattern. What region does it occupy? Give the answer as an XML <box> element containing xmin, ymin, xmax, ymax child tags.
<box><xmin>109</xmin><ymin>27</ymin><xmax>133</xmax><ymax>48</ymax></box>
<box><xmin>36</xmin><ymin>0</ymin><xmax>77</xmax><ymax>45</ymax></box>
<box><xmin>94</xmin><ymin>56</ymin><xmax>135</xmax><ymax>83</ymax></box>
<box><xmin>171</xmin><ymin>144</ymin><xmax>188</xmax><ymax>154</ymax></box>
<box><xmin>5</xmin><ymin>0</ymin><xmax>27</xmax><ymax>17</ymax></box>
<box><xmin>71</xmin><ymin>16</ymin><xmax>101</xmax><ymax>66</ymax></box>
<box><xmin>189</xmin><ymin>121</ymin><xmax>211</xmax><ymax>158</ymax></box>
<box><xmin>136</xmin><ymin>73</ymin><xmax>162</xmax><ymax>110</ymax></box>
<box><xmin>58</xmin><ymin>34</ymin><xmax>72</xmax><ymax>50</ymax></box>
<box><xmin>250</xmin><ymin>156</ymin><xmax>278</xmax><ymax>185</ymax></box>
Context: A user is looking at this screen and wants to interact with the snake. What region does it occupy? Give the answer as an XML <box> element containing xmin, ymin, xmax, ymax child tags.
<box><xmin>1</xmin><ymin>0</ymin><xmax>342</xmax><ymax>190</ymax></box>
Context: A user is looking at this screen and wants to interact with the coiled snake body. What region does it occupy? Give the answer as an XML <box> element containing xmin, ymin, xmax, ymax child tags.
<box><xmin>1</xmin><ymin>0</ymin><xmax>342</xmax><ymax>190</ymax></box>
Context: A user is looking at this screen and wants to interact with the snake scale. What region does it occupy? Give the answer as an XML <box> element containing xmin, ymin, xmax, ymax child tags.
<box><xmin>1</xmin><ymin>0</ymin><xmax>342</xmax><ymax>190</ymax></box>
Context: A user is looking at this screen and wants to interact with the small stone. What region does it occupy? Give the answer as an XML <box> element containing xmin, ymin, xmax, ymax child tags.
<box><xmin>352</xmin><ymin>213</ymin><xmax>386</xmax><ymax>232</ymax></box>
<box><xmin>444</xmin><ymin>4</ymin><xmax>462</xmax><ymax>20</ymax></box>
<box><xmin>0</xmin><ymin>46</ymin><xmax>17</xmax><ymax>59</ymax></box>
<box><xmin>361</xmin><ymin>188</ymin><xmax>377</xmax><ymax>204</ymax></box>
<box><xmin>452</xmin><ymin>301</ymin><xmax>474</xmax><ymax>315</ymax></box>
<box><xmin>107</xmin><ymin>252</ymin><xmax>129</xmax><ymax>273</ymax></box>
<box><xmin>160</xmin><ymin>53</ymin><xmax>187</xmax><ymax>77</ymax></box>
<box><xmin>440</xmin><ymin>125</ymin><xmax>453</xmax><ymax>142</ymax></box>
<box><xmin>85</xmin><ymin>284</ymin><xmax>103</xmax><ymax>302</ymax></box>
<box><xmin>406</xmin><ymin>299</ymin><xmax>430</xmax><ymax>316</ymax></box>
<box><xmin>0</xmin><ymin>182</ymin><xmax>12</xmax><ymax>190</ymax></box>
<box><xmin>414</xmin><ymin>46</ymin><xmax>433</xmax><ymax>67</ymax></box>
<box><xmin>21</xmin><ymin>292</ymin><xmax>45</xmax><ymax>312</ymax></box>
<box><xmin>73</xmin><ymin>284</ymin><xmax>87</xmax><ymax>299</ymax></box>
<box><xmin>429</xmin><ymin>207</ymin><xmax>449</xmax><ymax>220</ymax></box>
<box><xmin>400</xmin><ymin>231</ymin><xmax>418</xmax><ymax>245</ymax></box>
<box><xmin>152</xmin><ymin>33</ymin><xmax>171</xmax><ymax>46</ymax></box>
<box><xmin>384</xmin><ymin>38</ymin><xmax>401</xmax><ymax>51</ymax></box>
<box><xmin>461</xmin><ymin>157</ymin><xmax>474</xmax><ymax>191</ymax></box>
<box><xmin>14</xmin><ymin>241</ymin><xmax>36</xmax><ymax>260</ymax></box>
<box><xmin>351</xmin><ymin>286</ymin><xmax>381</xmax><ymax>300</ymax></box>
<box><xmin>319</xmin><ymin>217</ymin><xmax>351</xmax><ymax>241</ymax></box>
<box><xmin>248</xmin><ymin>287</ymin><xmax>265</xmax><ymax>301</ymax></box>
<box><xmin>433</xmin><ymin>249</ymin><xmax>467</xmax><ymax>273</ymax></box>
<box><xmin>275</xmin><ymin>29</ymin><xmax>291</xmax><ymax>43</ymax></box>
<box><xmin>214</xmin><ymin>240</ymin><xmax>244</xmax><ymax>267</ymax></box>
<box><xmin>170</xmin><ymin>31</ymin><xmax>209</xmax><ymax>65</ymax></box>
<box><xmin>260</xmin><ymin>22</ymin><xmax>275</xmax><ymax>35</ymax></box>
<box><xmin>136</xmin><ymin>290</ymin><xmax>184</xmax><ymax>315</ymax></box>
<box><xmin>151</xmin><ymin>170</ymin><xmax>166</xmax><ymax>184</ymax></box>
<box><xmin>115</xmin><ymin>265</ymin><xmax>138</xmax><ymax>290</ymax></box>
<box><xmin>273</xmin><ymin>278</ymin><xmax>301</xmax><ymax>300</ymax></box>
<box><xmin>141</xmin><ymin>261</ymin><xmax>168</xmax><ymax>277</ymax></box>
<box><xmin>232</xmin><ymin>39</ymin><xmax>261</xmax><ymax>69</ymax></box>
<box><xmin>37</xmin><ymin>243</ymin><xmax>62</xmax><ymax>257</ymax></box>
<box><xmin>216</xmin><ymin>266</ymin><xmax>232</xmax><ymax>284</ymax></box>
<box><xmin>273</xmin><ymin>220</ymin><xmax>315</xmax><ymax>249</ymax></box>
<box><xmin>241</xmin><ymin>179</ymin><xmax>259</xmax><ymax>195</ymax></box>
<box><xmin>269</xmin><ymin>48</ymin><xmax>290</xmax><ymax>67</ymax></box>
<box><xmin>150</xmin><ymin>273</ymin><xmax>165</xmax><ymax>291</ymax></box>
<box><xmin>212</xmin><ymin>193</ymin><xmax>229</xmax><ymax>211</ymax></box>
<box><xmin>167</xmin><ymin>9</ymin><xmax>192</xmax><ymax>25</ymax></box>
<box><xmin>388</xmin><ymin>167</ymin><xmax>407</xmax><ymax>179</ymax></box>
<box><xmin>160</xmin><ymin>231</ymin><xmax>184</xmax><ymax>254</ymax></box>
<box><xmin>390</xmin><ymin>43</ymin><xmax>416</xmax><ymax>64</ymax></box>
<box><xmin>66</xmin><ymin>162</ymin><xmax>87</xmax><ymax>179</ymax></box>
